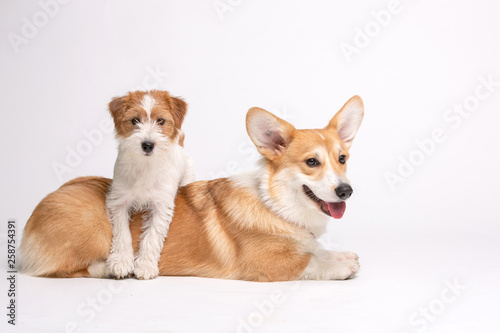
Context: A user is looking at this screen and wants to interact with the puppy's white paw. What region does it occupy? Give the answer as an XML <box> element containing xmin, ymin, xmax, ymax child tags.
<box><xmin>107</xmin><ymin>252</ymin><xmax>134</xmax><ymax>279</ymax></box>
<box><xmin>134</xmin><ymin>258</ymin><xmax>159</xmax><ymax>280</ymax></box>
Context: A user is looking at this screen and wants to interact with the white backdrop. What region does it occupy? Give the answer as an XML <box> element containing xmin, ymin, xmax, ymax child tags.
<box><xmin>1</xmin><ymin>1</ymin><xmax>500</xmax><ymax>332</ymax></box>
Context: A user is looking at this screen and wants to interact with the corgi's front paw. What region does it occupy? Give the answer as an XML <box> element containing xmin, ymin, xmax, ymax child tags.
<box><xmin>334</xmin><ymin>251</ymin><xmax>359</xmax><ymax>261</ymax></box>
<box><xmin>107</xmin><ymin>252</ymin><xmax>134</xmax><ymax>279</ymax></box>
<box><xmin>335</xmin><ymin>256</ymin><xmax>360</xmax><ymax>279</ymax></box>
<box><xmin>328</xmin><ymin>251</ymin><xmax>360</xmax><ymax>279</ymax></box>
<box><xmin>134</xmin><ymin>257</ymin><xmax>159</xmax><ymax>280</ymax></box>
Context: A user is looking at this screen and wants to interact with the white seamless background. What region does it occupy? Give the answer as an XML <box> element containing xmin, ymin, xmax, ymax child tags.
<box><xmin>1</xmin><ymin>1</ymin><xmax>499</xmax><ymax>333</ymax></box>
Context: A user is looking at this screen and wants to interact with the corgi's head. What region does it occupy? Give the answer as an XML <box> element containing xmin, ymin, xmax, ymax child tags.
<box><xmin>246</xmin><ymin>96</ymin><xmax>364</xmax><ymax>231</ymax></box>
<box><xmin>108</xmin><ymin>90</ymin><xmax>187</xmax><ymax>156</ymax></box>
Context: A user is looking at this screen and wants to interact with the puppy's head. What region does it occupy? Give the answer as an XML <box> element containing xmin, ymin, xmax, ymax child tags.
<box><xmin>108</xmin><ymin>90</ymin><xmax>187</xmax><ymax>156</ymax></box>
<box><xmin>246</xmin><ymin>96</ymin><xmax>364</xmax><ymax>221</ymax></box>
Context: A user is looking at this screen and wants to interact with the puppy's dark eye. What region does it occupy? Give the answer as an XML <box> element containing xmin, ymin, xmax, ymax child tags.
<box><xmin>339</xmin><ymin>155</ymin><xmax>346</xmax><ymax>164</ymax></box>
<box><xmin>306</xmin><ymin>158</ymin><xmax>320</xmax><ymax>167</ymax></box>
<box><xmin>157</xmin><ymin>118</ymin><xmax>166</xmax><ymax>125</ymax></box>
<box><xmin>131</xmin><ymin>118</ymin><xmax>140</xmax><ymax>125</ymax></box>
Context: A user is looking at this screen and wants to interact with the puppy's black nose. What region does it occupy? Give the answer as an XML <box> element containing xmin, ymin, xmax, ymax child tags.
<box><xmin>335</xmin><ymin>184</ymin><xmax>353</xmax><ymax>200</ymax></box>
<box><xmin>141</xmin><ymin>141</ymin><xmax>155</xmax><ymax>154</ymax></box>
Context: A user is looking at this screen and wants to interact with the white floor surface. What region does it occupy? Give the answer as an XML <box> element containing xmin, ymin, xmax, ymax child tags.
<box><xmin>2</xmin><ymin>229</ymin><xmax>499</xmax><ymax>333</ymax></box>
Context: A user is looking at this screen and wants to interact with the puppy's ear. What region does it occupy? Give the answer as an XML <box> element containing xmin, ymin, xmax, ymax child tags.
<box><xmin>326</xmin><ymin>95</ymin><xmax>364</xmax><ymax>150</ymax></box>
<box><xmin>246</xmin><ymin>107</ymin><xmax>295</xmax><ymax>160</ymax></box>
<box><xmin>171</xmin><ymin>97</ymin><xmax>188</xmax><ymax>129</ymax></box>
<box><xmin>108</xmin><ymin>96</ymin><xmax>127</xmax><ymax>128</ymax></box>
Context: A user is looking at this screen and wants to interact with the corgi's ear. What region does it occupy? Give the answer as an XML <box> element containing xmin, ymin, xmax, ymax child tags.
<box><xmin>170</xmin><ymin>96</ymin><xmax>188</xmax><ymax>129</ymax></box>
<box><xmin>246</xmin><ymin>107</ymin><xmax>295</xmax><ymax>160</ymax></box>
<box><xmin>327</xmin><ymin>95</ymin><xmax>364</xmax><ymax>149</ymax></box>
<box><xmin>108</xmin><ymin>95</ymin><xmax>127</xmax><ymax>128</ymax></box>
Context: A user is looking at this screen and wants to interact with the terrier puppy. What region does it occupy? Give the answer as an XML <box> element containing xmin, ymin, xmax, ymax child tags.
<box><xmin>106</xmin><ymin>90</ymin><xmax>195</xmax><ymax>279</ymax></box>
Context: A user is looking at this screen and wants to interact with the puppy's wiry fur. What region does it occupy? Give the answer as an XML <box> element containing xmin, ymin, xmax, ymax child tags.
<box><xmin>106</xmin><ymin>90</ymin><xmax>195</xmax><ymax>279</ymax></box>
<box><xmin>19</xmin><ymin>96</ymin><xmax>364</xmax><ymax>281</ymax></box>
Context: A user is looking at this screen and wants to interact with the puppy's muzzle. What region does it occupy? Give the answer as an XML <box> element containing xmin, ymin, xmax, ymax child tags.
<box><xmin>141</xmin><ymin>141</ymin><xmax>155</xmax><ymax>155</ymax></box>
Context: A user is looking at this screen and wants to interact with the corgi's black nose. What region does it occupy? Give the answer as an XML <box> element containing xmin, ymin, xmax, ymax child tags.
<box><xmin>335</xmin><ymin>184</ymin><xmax>353</xmax><ymax>200</ymax></box>
<box><xmin>141</xmin><ymin>141</ymin><xmax>155</xmax><ymax>154</ymax></box>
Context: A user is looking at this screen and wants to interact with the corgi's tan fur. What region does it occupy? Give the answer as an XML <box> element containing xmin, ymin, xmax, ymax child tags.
<box><xmin>19</xmin><ymin>96</ymin><xmax>364</xmax><ymax>281</ymax></box>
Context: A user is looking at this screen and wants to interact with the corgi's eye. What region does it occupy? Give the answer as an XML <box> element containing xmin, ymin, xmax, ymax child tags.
<box><xmin>131</xmin><ymin>118</ymin><xmax>140</xmax><ymax>125</ymax></box>
<box><xmin>339</xmin><ymin>155</ymin><xmax>346</xmax><ymax>164</ymax></box>
<box><xmin>306</xmin><ymin>158</ymin><xmax>320</xmax><ymax>167</ymax></box>
<box><xmin>157</xmin><ymin>118</ymin><xmax>166</xmax><ymax>125</ymax></box>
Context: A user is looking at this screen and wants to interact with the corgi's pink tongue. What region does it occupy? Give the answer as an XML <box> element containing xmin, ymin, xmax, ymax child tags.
<box><xmin>327</xmin><ymin>202</ymin><xmax>346</xmax><ymax>219</ymax></box>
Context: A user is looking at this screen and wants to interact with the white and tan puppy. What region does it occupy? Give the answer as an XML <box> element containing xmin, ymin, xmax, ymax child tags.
<box><xmin>106</xmin><ymin>90</ymin><xmax>195</xmax><ymax>279</ymax></box>
<box><xmin>20</xmin><ymin>96</ymin><xmax>363</xmax><ymax>281</ymax></box>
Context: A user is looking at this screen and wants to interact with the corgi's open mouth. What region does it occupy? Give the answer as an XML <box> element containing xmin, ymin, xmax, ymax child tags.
<box><xmin>303</xmin><ymin>185</ymin><xmax>346</xmax><ymax>219</ymax></box>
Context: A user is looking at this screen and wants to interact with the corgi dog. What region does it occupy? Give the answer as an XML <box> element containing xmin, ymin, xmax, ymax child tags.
<box><xmin>106</xmin><ymin>90</ymin><xmax>195</xmax><ymax>280</ymax></box>
<box><xmin>19</xmin><ymin>95</ymin><xmax>363</xmax><ymax>281</ymax></box>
